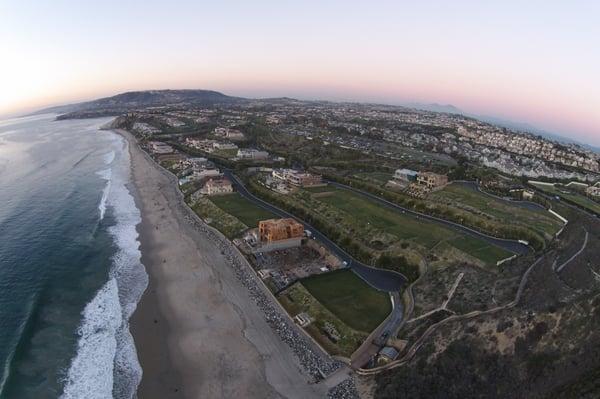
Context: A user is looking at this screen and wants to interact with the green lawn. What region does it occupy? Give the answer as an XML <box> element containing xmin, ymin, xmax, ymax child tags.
<box><xmin>212</xmin><ymin>148</ymin><xmax>238</xmax><ymax>159</ymax></box>
<box><xmin>305</xmin><ymin>184</ymin><xmax>335</xmax><ymax>193</ymax></box>
<box><xmin>317</xmin><ymin>187</ymin><xmax>450</xmax><ymax>248</ymax></box>
<box><xmin>530</xmin><ymin>182</ymin><xmax>600</xmax><ymax>215</ymax></box>
<box><xmin>278</xmin><ymin>282</ymin><xmax>369</xmax><ymax>356</ymax></box>
<box><xmin>210</xmin><ymin>193</ymin><xmax>277</xmax><ymax>227</ymax></box>
<box><xmin>353</xmin><ymin>172</ymin><xmax>393</xmax><ymax>185</ymax></box>
<box><xmin>191</xmin><ymin>197</ymin><xmax>247</xmax><ymax>238</ymax></box>
<box><xmin>313</xmin><ymin>186</ymin><xmax>512</xmax><ymax>265</ymax></box>
<box><xmin>431</xmin><ymin>183</ymin><xmax>562</xmax><ymax>236</ymax></box>
<box><xmin>301</xmin><ymin>269</ymin><xmax>392</xmax><ymax>333</ymax></box>
<box><xmin>448</xmin><ymin>237</ymin><xmax>512</xmax><ymax>265</ymax></box>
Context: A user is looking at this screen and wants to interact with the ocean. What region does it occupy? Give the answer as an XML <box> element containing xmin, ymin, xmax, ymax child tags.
<box><xmin>0</xmin><ymin>114</ymin><xmax>147</xmax><ymax>399</ymax></box>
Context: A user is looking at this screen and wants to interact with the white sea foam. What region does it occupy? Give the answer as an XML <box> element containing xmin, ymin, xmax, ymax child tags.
<box><xmin>62</xmin><ymin>133</ymin><xmax>148</xmax><ymax>399</ymax></box>
<box><xmin>61</xmin><ymin>279</ymin><xmax>122</xmax><ymax>399</ymax></box>
<box><xmin>96</xmin><ymin>168</ymin><xmax>112</xmax><ymax>221</ymax></box>
<box><xmin>96</xmin><ymin>150</ymin><xmax>115</xmax><ymax>220</ymax></box>
<box><xmin>103</xmin><ymin>150</ymin><xmax>115</xmax><ymax>165</ymax></box>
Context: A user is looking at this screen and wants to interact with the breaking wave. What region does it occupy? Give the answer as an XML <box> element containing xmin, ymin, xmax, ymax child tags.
<box><xmin>61</xmin><ymin>134</ymin><xmax>147</xmax><ymax>399</ymax></box>
<box><xmin>96</xmin><ymin>151</ymin><xmax>115</xmax><ymax>220</ymax></box>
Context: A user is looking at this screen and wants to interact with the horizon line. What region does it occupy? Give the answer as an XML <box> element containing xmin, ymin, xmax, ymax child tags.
<box><xmin>6</xmin><ymin>88</ymin><xmax>600</xmax><ymax>150</ymax></box>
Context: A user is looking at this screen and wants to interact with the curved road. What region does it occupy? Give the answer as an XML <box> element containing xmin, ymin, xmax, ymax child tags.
<box><xmin>327</xmin><ymin>181</ymin><xmax>531</xmax><ymax>256</ymax></box>
<box><xmin>223</xmin><ymin>171</ymin><xmax>534</xmax><ymax>368</ymax></box>
<box><xmin>223</xmin><ymin>170</ymin><xmax>407</xmax><ymax>292</ymax></box>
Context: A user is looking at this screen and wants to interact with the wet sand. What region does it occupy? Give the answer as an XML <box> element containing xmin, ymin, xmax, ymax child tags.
<box><xmin>122</xmin><ymin>130</ymin><xmax>326</xmax><ymax>399</ymax></box>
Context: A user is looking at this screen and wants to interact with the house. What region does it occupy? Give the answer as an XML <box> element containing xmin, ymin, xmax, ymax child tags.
<box><xmin>237</xmin><ymin>148</ymin><xmax>269</xmax><ymax>160</ymax></box>
<box><xmin>200</xmin><ymin>177</ymin><xmax>233</xmax><ymax>196</ymax></box>
<box><xmin>213</xmin><ymin>142</ymin><xmax>238</xmax><ymax>151</ymax></box>
<box><xmin>214</xmin><ymin>127</ymin><xmax>245</xmax><ymax>140</ymax></box>
<box><xmin>586</xmin><ymin>186</ymin><xmax>600</xmax><ymax>198</ymax></box>
<box><xmin>417</xmin><ymin>172</ymin><xmax>448</xmax><ymax>190</ymax></box>
<box><xmin>148</xmin><ymin>141</ymin><xmax>174</xmax><ymax>154</ymax></box>
<box><xmin>522</xmin><ymin>189</ymin><xmax>535</xmax><ymax>200</ymax></box>
<box><xmin>272</xmin><ymin>169</ymin><xmax>323</xmax><ymax>187</ymax></box>
<box><xmin>192</xmin><ymin>168</ymin><xmax>221</xmax><ymax>180</ymax></box>
<box><xmin>265</xmin><ymin>174</ymin><xmax>291</xmax><ymax>194</ymax></box>
<box><xmin>188</xmin><ymin>157</ymin><xmax>211</xmax><ymax>170</ymax></box>
<box><xmin>185</xmin><ymin>138</ymin><xmax>217</xmax><ymax>153</ymax></box>
<box><xmin>393</xmin><ymin>168</ymin><xmax>418</xmax><ymax>183</ymax></box>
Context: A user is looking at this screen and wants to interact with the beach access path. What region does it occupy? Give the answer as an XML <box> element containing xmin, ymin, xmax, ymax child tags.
<box><xmin>122</xmin><ymin>130</ymin><xmax>326</xmax><ymax>399</ymax></box>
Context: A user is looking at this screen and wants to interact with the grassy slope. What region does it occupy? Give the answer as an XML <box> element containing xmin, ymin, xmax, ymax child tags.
<box><xmin>278</xmin><ymin>282</ymin><xmax>368</xmax><ymax>357</ymax></box>
<box><xmin>530</xmin><ymin>182</ymin><xmax>600</xmax><ymax>215</ymax></box>
<box><xmin>431</xmin><ymin>183</ymin><xmax>562</xmax><ymax>236</ymax></box>
<box><xmin>301</xmin><ymin>269</ymin><xmax>392</xmax><ymax>333</ymax></box>
<box><xmin>354</xmin><ymin>171</ymin><xmax>393</xmax><ymax>185</ymax></box>
<box><xmin>448</xmin><ymin>237</ymin><xmax>512</xmax><ymax>265</ymax></box>
<box><xmin>210</xmin><ymin>193</ymin><xmax>277</xmax><ymax>227</ymax></box>
<box><xmin>315</xmin><ymin>187</ymin><xmax>512</xmax><ymax>265</ymax></box>
<box><xmin>191</xmin><ymin>197</ymin><xmax>247</xmax><ymax>238</ymax></box>
<box><xmin>318</xmin><ymin>188</ymin><xmax>449</xmax><ymax>248</ymax></box>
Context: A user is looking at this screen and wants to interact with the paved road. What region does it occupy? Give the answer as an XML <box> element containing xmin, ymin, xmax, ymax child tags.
<box><xmin>556</xmin><ymin>228</ymin><xmax>589</xmax><ymax>273</ymax></box>
<box><xmin>327</xmin><ymin>181</ymin><xmax>531</xmax><ymax>256</ymax></box>
<box><xmin>223</xmin><ymin>170</ymin><xmax>407</xmax><ymax>292</ymax></box>
<box><xmin>374</xmin><ymin>292</ymin><xmax>403</xmax><ymax>345</ymax></box>
<box><xmin>350</xmin><ymin>292</ymin><xmax>404</xmax><ymax>369</ymax></box>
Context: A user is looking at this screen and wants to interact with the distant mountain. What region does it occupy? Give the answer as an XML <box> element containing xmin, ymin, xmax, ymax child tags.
<box><xmin>477</xmin><ymin>114</ymin><xmax>600</xmax><ymax>153</ymax></box>
<box><xmin>32</xmin><ymin>89</ymin><xmax>242</xmax><ymax>117</ymax></box>
<box><xmin>406</xmin><ymin>102</ymin><xmax>600</xmax><ymax>153</ymax></box>
<box><xmin>475</xmin><ymin>114</ymin><xmax>570</xmax><ymax>142</ymax></box>
<box><xmin>405</xmin><ymin>102</ymin><xmax>463</xmax><ymax>114</ymax></box>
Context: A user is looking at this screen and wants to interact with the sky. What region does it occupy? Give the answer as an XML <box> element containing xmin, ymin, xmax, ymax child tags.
<box><xmin>1</xmin><ymin>0</ymin><xmax>599</xmax><ymax>145</ymax></box>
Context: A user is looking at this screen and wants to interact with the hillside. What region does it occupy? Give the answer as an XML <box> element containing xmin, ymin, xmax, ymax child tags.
<box><xmin>34</xmin><ymin>89</ymin><xmax>242</xmax><ymax>119</ymax></box>
<box><xmin>369</xmin><ymin>207</ymin><xmax>600</xmax><ymax>399</ymax></box>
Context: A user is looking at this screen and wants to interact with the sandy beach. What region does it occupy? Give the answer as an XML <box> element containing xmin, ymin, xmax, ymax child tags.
<box><xmin>122</xmin><ymin>129</ymin><xmax>327</xmax><ymax>399</ymax></box>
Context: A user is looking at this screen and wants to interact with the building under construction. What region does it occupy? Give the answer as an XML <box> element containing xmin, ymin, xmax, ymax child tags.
<box><xmin>256</xmin><ymin>218</ymin><xmax>304</xmax><ymax>252</ymax></box>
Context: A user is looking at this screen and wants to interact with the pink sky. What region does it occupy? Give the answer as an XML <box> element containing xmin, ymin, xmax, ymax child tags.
<box><xmin>1</xmin><ymin>1</ymin><xmax>599</xmax><ymax>145</ymax></box>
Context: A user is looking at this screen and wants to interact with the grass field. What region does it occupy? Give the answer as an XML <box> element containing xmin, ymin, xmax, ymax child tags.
<box><xmin>301</xmin><ymin>269</ymin><xmax>392</xmax><ymax>332</ymax></box>
<box><xmin>530</xmin><ymin>182</ymin><xmax>600</xmax><ymax>215</ymax></box>
<box><xmin>317</xmin><ymin>187</ymin><xmax>449</xmax><ymax>248</ymax></box>
<box><xmin>278</xmin><ymin>281</ymin><xmax>369</xmax><ymax>356</ymax></box>
<box><xmin>353</xmin><ymin>171</ymin><xmax>393</xmax><ymax>185</ymax></box>
<box><xmin>310</xmin><ymin>185</ymin><xmax>512</xmax><ymax>266</ymax></box>
<box><xmin>191</xmin><ymin>197</ymin><xmax>247</xmax><ymax>238</ymax></box>
<box><xmin>431</xmin><ymin>183</ymin><xmax>562</xmax><ymax>236</ymax></box>
<box><xmin>447</xmin><ymin>237</ymin><xmax>512</xmax><ymax>265</ymax></box>
<box><xmin>212</xmin><ymin>149</ymin><xmax>238</xmax><ymax>159</ymax></box>
<box><xmin>305</xmin><ymin>185</ymin><xmax>336</xmax><ymax>193</ymax></box>
<box><xmin>210</xmin><ymin>193</ymin><xmax>277</xmax><ymax>227</ymax></box>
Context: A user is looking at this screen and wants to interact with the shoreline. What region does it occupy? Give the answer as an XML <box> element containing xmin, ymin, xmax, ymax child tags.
<box><xmin>119</xmin><ymin>129</ymin><xmax>329</xmax><ymax>398</ymax></box>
